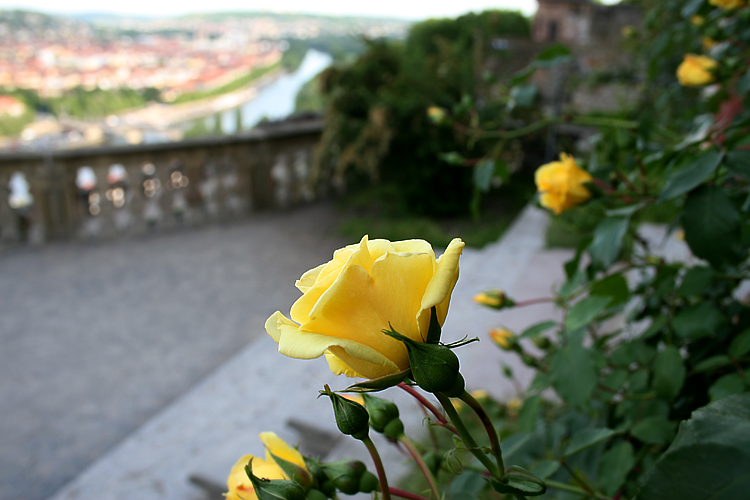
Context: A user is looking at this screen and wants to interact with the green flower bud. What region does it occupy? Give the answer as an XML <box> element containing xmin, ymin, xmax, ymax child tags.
<box><xmin>362</xmin><ymin>394</ymin><xmax>403</xmax><ymax>438</ymax></box>
<box><xmin>321</xmin><ymin>385</ymin><xmax>369</xmax><ymax>440</ymax></box>
<box><xmin>305</xmin><ymin>489</ymin><xmax>328</xmax><ymax>500</ymax></box>
<box><xmin>245</xmin><ymin>459</ymin><xmax>307</xmax><ymax>500</ymax></box>
<box><xmin>384</xmin><ymin>329</ymin><xmax>462</xmax><ymax>395</ymax></box>
<box><xmin>531</xmin><ymin>336</ymin><xmax>551</xmax><ymax>350</ymax></box>
<box><xmin>359</xmin><ymin>471</ymin><xmax>380</xmax><ymax>493</ymax></box>
<box><xmin>382</xmin><ymin>418</ymin><xmax>405</xmax><ymax>439</ymax></box>
<box><xmin>321</xmin><ymin>460</ymin><xmax>369</xmax><ymax>495</ymax></box>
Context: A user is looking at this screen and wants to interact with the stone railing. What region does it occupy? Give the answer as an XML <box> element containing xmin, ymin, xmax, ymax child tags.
<box><xmin>0</xmin><ymin>118</ymin><xmax>327</xmax><ymax>244</ymax></box>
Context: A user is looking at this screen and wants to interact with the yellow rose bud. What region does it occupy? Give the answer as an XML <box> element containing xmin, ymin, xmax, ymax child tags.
<box><xmin>470</xmin><ymin>389</ymin><xmax>489</xmax><ymax>400</ymax></box>
<box><xmin>676</xmin><ymin>54</ymin><xmax>718</xmax><ymax>86</ymax></box>
<box><xmin>489</xmin><ymin>328</ymin><xmax>515</xmax><ymax>349</ymax></box>
<box><xmin>427</xmin><ymin>106</ymin><xmax>448</xmax><ymax>124</ymax></box>
<box><xmin>474</xmin><ymin>291</ymin><xmax>501</xmax><ymax>307</ymax></box>
<box><xmin>702</xmin><ymin>36</ymin><xmax>716</xmax><ymax>50</ymax></box>
<box><xmin>507</xmin><ymin>397</ymin><xmax>523</xmax><ymax>414</ymax></box>
<box><xmin>709</xmin><ymin>0</ymin><xmax>745</xmax><ymax>10</ymax></box>
<box><xmin>227</xmin><ymin>433</ymin><xmax>308</xmax><ymax>500</ymax></box>
<box><xmin>691</xmin><ymin>15</ymin><xmax>705</xmax><ymax>26</ymax></box>
<box><xmin>266</xmin><ymin>236</ymin><xmax>465</xmax><ymax>380</ymax></box>
<box><xmin>534</xmin><ymin>153</ymin><xmax>593</xmax><ymax>215</ymax></box>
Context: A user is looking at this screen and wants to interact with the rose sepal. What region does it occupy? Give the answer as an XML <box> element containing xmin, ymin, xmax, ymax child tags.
<box><xmin>342</xmin><ymin>368</ymin><xmax>411</xmax><ymax>393</ymax></box>
<box><xmin>383</xmin><ymin>327</ymin><xmax>464</xmax><ymax>396</ymax></box>
<box><xmin>244</xmin><ymin>458</ymin><xmax>307</xmax><ymax>500</ymax></box>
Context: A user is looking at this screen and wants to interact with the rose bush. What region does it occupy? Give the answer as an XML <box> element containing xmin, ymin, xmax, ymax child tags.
<box><xmin>226</xmin><ymin>432</ymin><xmax>307</xmax><ymax>500</ymax></box>
<box><xmin>676</xmin><ymin>53</ymin><xmax>718</xmax><ymax>86</ymax></box>
<box><xmin>534</xmin><ymin>153</ymin><xmax>593</xmax><ymax>215</ymax></box>
<box><xmin>266</xmin><ymin>236</ymin><xmax>464</xmax><ymax>380</ymax></box>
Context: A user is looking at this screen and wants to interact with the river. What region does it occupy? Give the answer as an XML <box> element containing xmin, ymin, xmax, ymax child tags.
<box><xmin>196</xmin><ymin>49</ymin><xmax>333</xmax><ymax>136</ymax></box>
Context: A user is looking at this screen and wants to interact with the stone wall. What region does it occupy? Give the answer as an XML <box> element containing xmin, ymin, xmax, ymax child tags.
<box><xmin>0</xmin><ymin>119</ymin><xmax>326</xmax><ymax>244</ymax></box>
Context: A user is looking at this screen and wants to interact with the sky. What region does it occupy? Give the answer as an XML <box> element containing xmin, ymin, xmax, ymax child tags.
<box><xmin>0</xmin><ymin>0</ymin><xmax>544</xmax><ymax>19</ymax></box>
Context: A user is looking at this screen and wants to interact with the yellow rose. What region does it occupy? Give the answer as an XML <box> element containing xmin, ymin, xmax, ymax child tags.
<box><xmin>489</xmin><ymin>328</ymin><xmax>515</xmax><ymax>349</ymax></box>
<box><xmin>266</xmin><ymin>236</ymin><xmax>465</xmax><ymax>380</ymax></box>
<box><xmin>676</xmin><ymin>54</ymin><xmax>718</xmax><ymax>86</ymax></box>
<box><xmin>690</xmin><ymin>15</ymin><xmax>705</xmax><ymax>26</ymax></box>
<box><xmin>226</xmin><ymin>432</ymin><xmax>307</xmax><ymax>500</ymax></box>
<box><xmin>534</xmin><ymin>153</ymin><xmax>593</xmax><ymax>215</ymax></box>
<box><xmin>709</xmin><ymin>0</ymin><xmax>745</xmax><ymax>10</ymax></box>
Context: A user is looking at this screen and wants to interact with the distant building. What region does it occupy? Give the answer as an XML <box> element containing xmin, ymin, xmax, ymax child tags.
<box><xmin>533</xmin><ymin>0</ymin><xmax>641</xmax><ymax>47</ymax></box>
<box><xmin>0</xmin><ymin>95</ymin><xmax>26</xmax><ymax>117</ymax></box>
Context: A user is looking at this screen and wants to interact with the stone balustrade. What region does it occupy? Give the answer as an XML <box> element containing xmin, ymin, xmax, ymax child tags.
<box><xmin>0</xmin><ymin>118</ymin><xmax>327</xmax><ymax>244</ymax></box>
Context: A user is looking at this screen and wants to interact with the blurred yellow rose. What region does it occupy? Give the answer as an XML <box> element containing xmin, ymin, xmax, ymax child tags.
<box><xmin>473</xmin><ymin>290</ymin><xmax>503</xmax><ymax>307</ymax></box>
<box><xmin>690</xmin><ymin>15</ymin><xmax>705</xmax><ymax>25</ymax></box>
<box><xmin>677</xmin><ymin>54</ymin><xmax>718</xmax><ymax>86</ymax></box>
<box><xmin>226</xmin><ymin>432</ymin><xmax>307</xmax><ymax>500</ymax></box>
<box><xmin>266</xmin><ymin>236</ymin><xmax>465</xmax><ymax>380</ymax></box>
<box><xmin>534</xmin><ymin>153</ymin><xmax>593</xmax><ymax>215</ymax></box>
<box><xmin>709</xmin><ymin>0</ymin><xmax>745</xmax><ymax>10</ymax></box>
<box><xmin>489</xmin><ymin>328</ymin><xmax>515</xmax><ymax>349</ymax></box>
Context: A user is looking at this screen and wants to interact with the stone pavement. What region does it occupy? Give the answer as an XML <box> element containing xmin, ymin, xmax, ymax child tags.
<box><xmin>0</xmin><ymin>204</ymin><xmax>349</xmax><ymax>500</ymax></box>
<box><xmin>45</xmin><ymin>204</ymin><xmax>577</xmax><ymax>500</ymax></box>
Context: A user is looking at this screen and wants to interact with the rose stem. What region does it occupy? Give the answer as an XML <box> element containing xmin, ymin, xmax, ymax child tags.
<box><xmin>399</xmin><ymin>434</ymin><xmax>440</xmax><ymax>499</ymax></box>
<box><xmin>362</xmin><ymin>436</ymin><xmax>391</xmax><ymax>500</ymax></box>
<box><xmin>398</xmin><ymin>383</ymin><xmax>459</xmax><ymax>435</ymax></box>
<box><xmin>459</xmin><ymin>390</ymin><xmax>505</xmax><ymax>475</ymax></box>
<box><xmin>434</xmin><ymin>392</ymin><xmax>501</xmax><ymax>478</ymax></box>
<box><xmin>389</xmin><ymin>487</ymin><xmax>431</xmax><ymax>500</ymax></box>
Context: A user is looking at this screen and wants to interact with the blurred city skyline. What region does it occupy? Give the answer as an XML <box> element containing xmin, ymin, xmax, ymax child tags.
<box><xmin>1</xmin><ymin>0</ymin><xmax>543</xmax><ymax>19</ymax></box>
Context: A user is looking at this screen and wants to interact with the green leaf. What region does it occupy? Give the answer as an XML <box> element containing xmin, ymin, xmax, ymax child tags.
<box><xmin>659</xmin><ymin>151</ymin><xmax>723</xmax><ymax>201</ymax></box>
<box><xmin>693</xmin><ymin>355</ymin><xmax>732</xmax><ymax>373</ymax></box>
<box><xmin>518</xmin><ymin>395</ymin><xmax>542</xmax><ymax>433</ymax></box>
<box><xmin>520</xmin><ymin>321</ymin><xmax>558</xmax><ymax>339</ymax></box>
<box><xmin>440</xmin><ymin>151</ymin><xmax>465</xmax><ymax>166</ymax></box>
<box><xmin>588</xmin><ymin>217</ymin><xmax>629</xmax><ymax>268</ymax></box>
<box><xmin>637</xmin><ymin>394</ymin><xmax>750</xmax><ymax>500</ymax></box>
<box><xmin>562</xmin><ymin>428</ymin><xmax>617</xmax><ymax>458</ymax></box>
<box><xmin>531</xmin><ymin>460</ymin><xmax>560</xmax><ymax>481</ymax></box>
<box><xmin>677</xmin><ymin>266</ymin><xmax>714</xmax><ymax>297</ymax></box>
<box><xmin>709</xmin><ymin>374</ymin><xmax>747</xmax><ymax>402</ymax></box>
<box><xmin>672</xmin><ymin>303</ymin><xmax>725</xmax><ymax>340</ymax></box>
<box><xmin>638</xmin><ymin>444</ymin><xmax>750</xmax><ymax>500</ymax></box>
<box><xmin>509</xmin><ymin>84</ymin><xmax>537</xmax><ymax>109</ymax></box>
<box><xmin>501</xmin><ymin>432</ymin><xmax>533</xmax><ymax>461</ymax></box>
<box><xmin>473</xmin><ymin>159</ymin><xmax>495</xmax><ymax>192</ymax></box>
<box><xmin>550</xmin><ymin>345</ymin><xmax>597</xmax><ymax>409</ymax></box>
<box><xmin>491</xmin><ymin>466</ymin><xmax>547</xmax><ymax>497</ymax></box>
<box><xmin>652</xmin><ymin>346</ymin><xmax>686</xmax><ymax>401</ymax></box>
<box><xmin>725</xmin><ymin>150</ymin><xmax>750</xmax><ymax>178</ymax></box>
<box><xmin>590</xmin><ymin>274</ymin><xmax>630</xmax><ymax>307</ymax></box>
<box><xmin>565</xmin><ymin>296</ymin><xmax>611</xmax><ymax>332</ymax></box>
<box><xmin>533</xmin><ymin>44</ymin><xmax>572</xmax><ymax>68</ymax></box>
<box><xmin>682</xmin><ymin>185</ymin><xmax>742</xmax><ymax>267</ymax></box>
<box><xmin>640</xmin><ymin>316</ymin><xmax>668</xmax><ymax>339</ymax></box>
<box><xmin>598</xmin><ymin>441</ymin><xmax>635</xmax><ymax>496</ymax></box>
<box><xmin>448</xmin><ymin>470</ymin><xmax>486</xmax><ymax>500</ymax></box>
<box><xmin>559</xmin><ymin>270</ymin><xmax>586</xmax><ymax>298</ymax></box>
<box><xmin>738</xmin><ymin>68</ymin><xmax>750</xmax><ymax>95</ymax></box>
<box><xmin>729</xmin><ymin>328</ymin><xmax>750</xmax><ymax>358</ymax></box>
<box><xmin>631</xmin><ymin>416</ymin><xmax>676</xmax><ymax>444</ymax></box>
